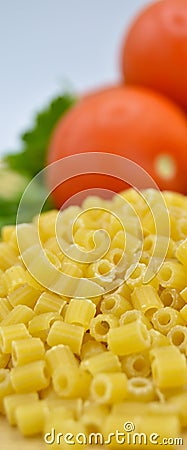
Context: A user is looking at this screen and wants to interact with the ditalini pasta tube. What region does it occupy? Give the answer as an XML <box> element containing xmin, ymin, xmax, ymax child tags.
<box><xmin>1</xmin><ymin>305</ymin><xmax>34</xmax><ymax>326</ymax></box>
<box><xmin>10</xmin><ymin>360</ymin><xmax>50</xmax><ymax>393</ymax></box>
<box><xmin>90</xmin><ymin>372</ymin><xmax>128</xmax><ymax>404</ymax></box>
<box><xmin>34</xmin><ymin>291</ymin><xmax>66</xmax><ymax>315</ymax></box>
<box><xmin>4</xmin><ymin>392</ymin><xmax>39</xmax><ymax>425</ymax></box>
<box><xmin>16</xmin><ymin>400</ymin><xmax>49</xmax><ymax>436</ymax></box>
<box><xmin>12</xmin><ymin>337</ymin><xmax>45</xmax><ymax>366</ymax></box>
<box><xmin>100</xmin><ymin>293</ymin><xmax>132</xmax><ymax>318</ymax></box>
<box><xmin>108</xmin><ymin>320</ymin><xmax>151</xmax><ymax>355</ymax></box>
<box><xmin>0</xmin><ymin>323</ymin><xmax>31</xmax><ymax>353</ymax></box>
<box><xmin>150</xmin><ymin>346</ymin><xmax>187</xmax><ymax>389</ymax></box>
<box><xmin>81</xmin><ymin>350</ymin><xmax>121</xmax><ymax>375</ymax></box>
<box><xmin>152</xmin><ymin>307</ymin><xmax>183</xmax><ymax>335</ymax></box>
<box><xmin>45</xmin><ymin>344</ymin><xmax>78</xmax><ymax>375</ymax></box>
<box><xmin>90</xmin><ymin>313</ymin><xmax>118</xmax><ymax>342</ymax></box>
<box><xmin>131</xmin><ymin>285</ymin><xmax>163</xmax><ymax>319</ymax></box>
<box><xmin>47</xmin><ymin>321</ymin><xmax>85</xmax><ymax>355</ymax></box>
<box><xmin>127</xmin><ymin>377</ymin><xmax>155</xmax><ymax>402</ymax></box>
<box><xmin>121</xmin><ymin>352</ymin><xmax>151</xmax><ymax>378</ymax></box>
<box><xmin>64</xmin><ymin>298</ymin><xmax>96</xmax><ymax>329</ymax></box>
<box><xmin>157</xmin><ymin>261</ymin><xmax>186</xmax><ymax>289</ymax></box>
<box><xmin>52</xmin><ymin>365</ymin><xmax>91</xmax><ymax>399</ymax></box>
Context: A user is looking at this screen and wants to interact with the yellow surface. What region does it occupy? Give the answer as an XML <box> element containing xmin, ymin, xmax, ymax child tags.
<box><xmin>1</xmin><ymin>415</ymin><xmax>187</xmax><ymax>450</ymax></box>
<box><xmin>0</xmin><ymin>416</ymin><xmax>45</xmax><ymax>450</ymax></box>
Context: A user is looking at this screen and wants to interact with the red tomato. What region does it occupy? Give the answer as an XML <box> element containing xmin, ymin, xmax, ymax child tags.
<box><xmin>121</xmin><ymin>0</ymin><xmax>187</xmax><ymax>110</ymax></box>
<box><xmin>47</xmin><ymin>86</ymin><xmax>187</xmax><ymax>208</ymax></box>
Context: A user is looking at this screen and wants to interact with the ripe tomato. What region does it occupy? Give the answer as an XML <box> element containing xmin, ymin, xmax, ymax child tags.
<box><xmin>47</xmin><ymin>86</ymin><xmax>187</xmax><ymax>208</ymax></box>
<box><xmin>121</xmin><ymin>0</ymin><xmax>187</xmax><ymax>110</ymax></box>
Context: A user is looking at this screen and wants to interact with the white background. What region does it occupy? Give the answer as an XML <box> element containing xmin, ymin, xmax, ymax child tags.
<box><xmin>0</xmin><ymin>0</ymin><xmax>150</xmax><ymax>155</ymax></box>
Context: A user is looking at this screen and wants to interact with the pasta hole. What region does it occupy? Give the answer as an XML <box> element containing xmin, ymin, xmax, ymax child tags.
<box><xmin>129</xmin><ymin>266</ymin><xmax>142</xmax><ymax>280</ymax></box>
<box><xmin>98</xmin><ymin>261</ymin><xmax>111</xmax><ymax>276</ymax></box>
<box><xmin>104</xmin><ymin>298</ymin><xmax>116</xmax><ymax>311</ymax></box>
<box><xmin>94</xmin><ymin>380</ymin><xmax>107</xmax><ymax>398</ymax></box>
<box><xmin>130</xmin><ymin>378</ymin><xmax>148</xmax><ymax>388</ymax></box>
<box><xmin>95</xmin><ymin>320</ymin><xmax>110</xmax><ymax>336</ymax></box>
<box><xmin>158</xmin><ymin>312</ymin><xmax>171</xmax><ymax>326</ymax></box>
<box><xmin>143</xmin><ymin>238</ymin><xmax>154</xmax><ymax>252</ymax></box>
<box><xmin>159</xmin><ymin>267</ymin><xmax>172</xmax><ymax>282</ymax></box>
<box><xmin>161</xmin><ymin>291</ymin><xmax>173</xmax><ymax>307</ymax></box>
<box><xmin>171</xmin><ymin>331</ymin><xmax>185</xmax><ymax>346</ymax></box>
<box><xmin>133</xmin><ymin>357</ymin><xmax>146</xmax><ymax>373</ymax></box>
<box><xmin>112</xmin><ymin>251</ymin><xmax>123</xmax><ymax>265</ymax></box>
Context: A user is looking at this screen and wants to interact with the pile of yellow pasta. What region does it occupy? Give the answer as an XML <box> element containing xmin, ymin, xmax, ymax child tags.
<box><xmin>0</xmin><ymin>188</ymin><xmax>187</xmax><ymax>449</ymax></box>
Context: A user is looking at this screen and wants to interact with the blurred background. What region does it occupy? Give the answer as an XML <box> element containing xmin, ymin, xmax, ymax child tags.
<box><xmin>0</xmin><ymin>0</ymin><xmax>150</xmax><ymax>155</ymax></box>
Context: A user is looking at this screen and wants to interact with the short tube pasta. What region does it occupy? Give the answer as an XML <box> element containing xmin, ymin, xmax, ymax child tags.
<box><xmin>0</xmin><ymin>323</ymin><xmax>30</xmax><ymax>353</ymax></box>
<box><xmin>80</xmin><ymin>339</ymin><xmax>106</xmax><ymax>360</ymax></box>
<box><xmin>3</xmin><ymin>266</ymin><xmax>26</xmax><ymax>294</ymax></box>
<box><xmin>157</xmin><ymin>261</ymin><xmax>186</xmax><ymax>289</ymax></box>
<box><xmin>45</xmin><ymin>344</ymin><xmax>78</xmax><ymax>375</ymax></box>
<box><xmin>100</xmin><ymin>293</ymin><xmax>132</xmax><ymax>318</ymax></box>
<box><xmin>108</xmin><ymin>320</ymin><xmax>151</xmax><ymax>356</ymax></box>
<box><xmin>0</xmin><ymin>298</ymin><xmax>12</xmax><ymax>321</ymax></box>
<box><xmin>90</xmin><ymin>313</ymin><xmax>118</xmax><ymax>342</ymax></box>
<box><xmin>149</xmin><ymin>329</ymin><xmax>170</xmax><ymax>348</ymax></box>
<box><xmin>81</xmin><ymin>350</ymin><xmax>121</xmax><ymax>375</ymax></box>
<box><xmin>16</xmin><ymin>400</ymin><xmax>49</xmax><ymax>436</ymax></box>
<box><xmin>12</xmin><ymin>337</ymin><xmax>45</xmax><ymax>366</ymax></box>
<box><xmin>82</xmin><ymin>403</ymin><xmax>109</xmax><ymax>432</ymax></box>
<box><xmin>167</xmin><ymin>325</ymin><xmax>187</xmax><ymax>353</ymax></box>
<box><xmin>0</xmin><ymin>243</ymin><xmax>18</xmax><ymax>271</ymax></box>
<box><xmin>28</xmin><ymin>312</ymin><xmax>62</xmax><ymax>341</ymax></box>
<box><xmin>131</xmin><ymin>285</ymin><xmax>163</xmax><ymax>319</ymax></box>
<box><xmin>121</xmin><ymin>353</ymin><xmax>151</xmax><ymax>378</ymax></box>
<box><xmin>64</xmin><ymin>298</ymin><xmax>96</xmax><ymax>329</ymax></box>
<box><xmin>152</xmin><ymin>307</ymin><xmax>183</xmax><ymax>335</ymax></box>
<box><xmin>90</xmin><ymin>372</ymin><xmax>127</xmax><ymax>404</ymax></box>
<box><xmin>52</xmin><ymin>365</ymin><xmax>91</xmax><ymax>399</ymax></box>
<box><xmin>8</xmin><ymin>284</ymin><xmax>40</xmax><ymax>308</ymax></box>
<box><xmin>119</xmin><ymin>309</ymin><xmax>151</xmax><ymax>329</ymax></box>
<box><xmin>127</xmin><ymin>377</ymin><xmax>155</xmax><ymax>402</ymax></box>
<box><xmin>10</xmin><ymin>360</ymin><xmax>50</xmax><ymax>393</ymax></box>
<box><xmin>1</xmin><ymin>305</ymin><xmax>34</xmax><ymax>326</ymax></box>
<box><xmin>4</xmin><ymin>392</ymin><xmax>39</xmax><ymax>425</ymax></box>
<box><xmin>160</xmin><ymin>288</ymin><xmax>185</xmax><ymax>311</ymax></box>
<box><xmin>125</xmin><ymin>263</ymin><xmax>146</xmax><ymax>288</ymax></box>
<box><xmin>150</xmin><ymin>346</ymin><xmax>187</xmax><ymax>389</ymax></box>
<box><xmin>169</xmin><ymin>392</ymin><xmax>187</xmax><ymax>427</ymax></box>
<box><xmin>47</xmin><ymin>321</ymin><xmax>85</xmax><ymax>355</ymax></box>
<box><xmin>34</xmin><ymin>291</ymin><xmax>66</xmax><ymax>315</ymax></box>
